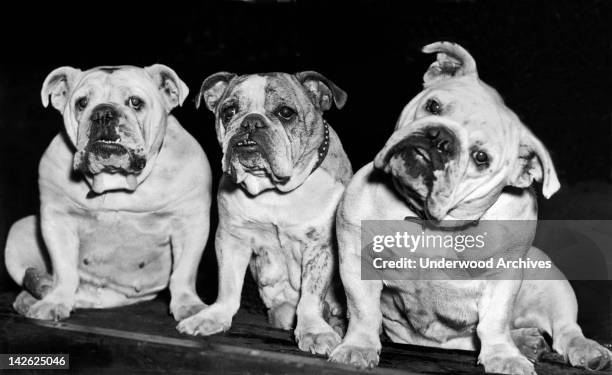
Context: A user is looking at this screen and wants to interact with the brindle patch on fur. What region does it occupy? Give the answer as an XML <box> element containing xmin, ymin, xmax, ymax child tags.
<box><xmin>302</xmin><ymin>245</ymin><xmax>331</xmax><ymax>294</ymax></box>
<box><xmin>306</xmin><ymin>227</ymin><xmax>320</xmax><ymax>242</ymax></box>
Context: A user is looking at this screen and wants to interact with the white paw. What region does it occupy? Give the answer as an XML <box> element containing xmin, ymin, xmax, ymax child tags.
<box><xmin>13</xmin><ymin>291</ymin><xmax>38</xmax><ymax>316</ymax></box>
<box><xmin>25</xmin><ymin>298</ymin><xmax>72</xmax><ymax>321</ymax></box>
<box><xmin>170</xmin><ymin>293</ymin><xmax>207</xmax><ymax>321</ymax></box>
<box><xmin>566</xmin><ymin>337</ymin><xmax>611</xmax><ymax>371</ymax></box>
<box><xmin>479</xmin><ymin>352</ymin><xmax>535</xmax><ymax>375</ymax></box>
<box><xmin>295</xmin><ymin>317</ymin><xmax>343</xmax><ymax>355</ymax></box>
<box><xmin>296</xmin><ymin>329</ymin><xmax>341</xmax><ymax>355</ymax></box>
<box><xmin>176</xmin><ymin>307</ymin><xmax>231</xmax><ymax>336</ymax></box>
<box><xmin>329</xmin><ymin>343</ymin><xmax>380</xmax><ymax>369</ymax></box>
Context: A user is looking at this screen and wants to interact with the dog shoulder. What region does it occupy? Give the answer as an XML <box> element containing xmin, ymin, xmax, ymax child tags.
<box><xmin>38</xmin><ymin>133</ymin><xmax>85</xmax><ymax>196</ymax></box>
<box><xmin>337</xmin><ymin>162</ymin><xmax>378</xmax><ymax>225</ymax></box>
<box><xmin>141</xmin><ymin>117</ymin><xmax>212</xmax><ymax>208</ymax></box>
<box><xmin>338</xmin><ymin>162</ymin><xmax>416</xmax><ymax>226</ymax></box>
<box><xmin>160</xmin><ymin>116</ymin><xmax>212</xmax><ymax>184</ymax></box>
<box><xmin>39</xmin><ymin>132</ymin><xmax>74</xmax><ymax>174</ymax></box>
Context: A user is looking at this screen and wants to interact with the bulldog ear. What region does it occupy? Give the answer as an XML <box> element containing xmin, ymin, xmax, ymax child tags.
<box><xmin>295</xmin><ymin>71</ymin><xmax>347</xmax><ymax>111</ymax></box>
<box><xmin>41</xmin><ymin>67</ymin><xmax>82</xmax><ymax>113</ymax></box>
<box><xmin>422</xmin><ymin>41</ymin><xmax>478</xmax><ymax>86</ymax></box>
<box><xmin>196</xmin><ymin>72</ymin><xmax>237</xmax><ymax>112</ymax></box>
<box><xmin>144</xmin><ymin>64</ymin><xmax>189</xmax><ymax>110</ymax></box>
<box><xmin>511</xmin><ymin>127</ymin><xmax>561</xmax><ymax>199</ymax></box>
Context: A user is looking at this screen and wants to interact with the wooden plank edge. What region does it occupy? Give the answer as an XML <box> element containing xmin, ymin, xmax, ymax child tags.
<box><xmin>1</xmin><ymin>315</ymin><xmax>419</xmax><ymax>375</ymax></box>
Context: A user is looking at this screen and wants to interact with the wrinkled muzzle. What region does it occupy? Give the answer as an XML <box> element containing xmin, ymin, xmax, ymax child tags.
<box><xmin>374</xmin><ymin>117</ymin><xmax>468</xmax><ymax>221</ymax></box>
<box><xmin>222</xmin><ymin>113</ymin><xmax>292</xmax><ymax>185</ymax></box>
<box><xmin>73</xmin><ymin>103</ymin><xmax>147</xmax><ymax>192</ymax></box>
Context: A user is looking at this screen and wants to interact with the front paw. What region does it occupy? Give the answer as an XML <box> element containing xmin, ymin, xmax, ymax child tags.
<box><xmin>295</xmin><ymin>327</ymin><xmax>341</xmax><ymax>356</ymax></box>
<box><xmin>170</xmin><ymin>293</ymin><xmax>207</xmax><ymax>321</ymax></box>
<box><xmin>13</xmin><ymin>291</ymin><xmax>39</xmax><ymax>316</ymax></box>
<box><xmin>479</xmin><ymin>352</ymin><xmax>535</xmax><ymax>375</ymax></box>
<box><xmin>329</xmin><ymin>344</ymin><xmax>380</xmax><ymax>369</ymax></box>
<box><xmin>176</xmin><ymin>306</ymin><xmax>231</xmax><ymax>336</ymax></box>
<box><xmin>511</xmin><ymin>327</ymin><xmax>550</xmax><ymax>362</ymax></box>
<box><xmin>25</xmin><ymin>298</ymin><xmax>72</xmax><ymax>321</ymax></box>
<box><xmin>566</xmin><ymin>337</ymin><xmax>611</xmax><ymax>371</ymax></box>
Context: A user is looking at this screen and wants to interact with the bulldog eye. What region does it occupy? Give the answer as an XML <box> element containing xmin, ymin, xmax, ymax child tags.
<box><xmin>276</xmin><ymin>106</ymin><xmax>296</xmax><ymax>121</ymax></box>
<box><xmin>128</xmin><ymin>96</ymin><xmax>144</xmax><ymax>111</ymax></box>
<box><xmin>221</xmin><ymin>105</ymin><xmax>238</xmax><ymax>124</ymax></box>
<box><xmin>472</xmin><ymin>150</ymin><xmax>490</xmax><ymax>166</ymax></box>
<box><xmin>425</xmin><ymin>99</ymin><xmax>442</xmax><ymax>115</ymax></box>
<box><xmin>76</xmin><ymin>97</ymin><xmax>89</xmax><ymax>111</ymax></box>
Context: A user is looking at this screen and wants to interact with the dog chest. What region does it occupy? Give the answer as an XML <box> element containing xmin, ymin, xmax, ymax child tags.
<box><xmin>220</xmin><ymin>169</ymin><xmax>344</xmax><ymax>226</ymax></box>
<box><xmin>76</xmin><ymin>210</ymin><xmax>172</xmax><ymax>296</ymax></box>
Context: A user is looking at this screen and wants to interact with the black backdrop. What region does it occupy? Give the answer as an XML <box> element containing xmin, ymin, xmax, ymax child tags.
<box><xmin>0</xmin><ymin>1</ymin><xmax>610</xmax><ymax>323</ymax></box>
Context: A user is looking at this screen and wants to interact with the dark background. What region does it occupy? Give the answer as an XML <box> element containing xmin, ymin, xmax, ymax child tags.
<box><xmin>0</xmin><ymin>0</ymin><xmax>610</xmax><ymax>335</ymax></box>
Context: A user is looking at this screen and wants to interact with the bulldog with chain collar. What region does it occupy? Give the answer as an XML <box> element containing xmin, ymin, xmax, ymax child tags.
<box><xmin>176</xmin><ymin>71</ymin><xmax>352</xmax><ymax>355</ymax></box>
<box><xmin>329</xmin><ymin>42</ymin><xmax>610</xmax><ymax>374</ymax></box>
<box><xmin>5</xmin><ymin>65</ymin><xmax>212</xmax><ymax>322</ymax></box>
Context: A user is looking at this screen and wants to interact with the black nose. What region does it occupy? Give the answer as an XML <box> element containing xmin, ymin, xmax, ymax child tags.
<box><xmin>91</xmin><ymin>104</ymin><xmax>119</xmax><ymax>127</ymax></box>
<box><xmin>240</xmin><ymin>114</ymin><xmax>267</xmax><ymax>133</ymax></box>
<box><xmin>425</xmin><ymin>126</ymin><xmax>456</xmax><ymax>154</ymax></box>
<box><xmin>90</xmin><ymin>104</ymin><xmax>120</xmax><ymax>141</ymax></box>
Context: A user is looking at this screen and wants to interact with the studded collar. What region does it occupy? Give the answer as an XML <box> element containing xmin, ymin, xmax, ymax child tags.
<box><xmin>311</xmin><ymin>120</ymin><xmax>330</xmax><ymax>174</ymax></box>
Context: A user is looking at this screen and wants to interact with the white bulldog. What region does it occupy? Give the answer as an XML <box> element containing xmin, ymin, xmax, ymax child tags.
<box><xmin>177</xmin><ymin>71</ymin><xmax>352</xmax><ymax>355</ymax></box>
<box><xmin>329</xmin><ymin>42</ymin><xmax>611</xmax><ymax>374</ymax></box>
<box><xmin>5</xmin><ymin>65</ymin><xmax>212</xmax><ymax>323</ymax></box>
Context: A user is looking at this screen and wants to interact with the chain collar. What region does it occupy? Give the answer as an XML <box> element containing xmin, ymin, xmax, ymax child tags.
<box><xmin>311</xmin><ymin>120</ymin><xmax>330</xmax><ymax>174</ymax></box>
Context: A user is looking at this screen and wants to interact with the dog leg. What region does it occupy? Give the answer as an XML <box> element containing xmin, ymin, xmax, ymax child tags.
<box><xmin>294</xmin><ymin>243</ymin><xmax>341</xmax><ymax>355</ymax></box>
<box><xmin>251</xmin><ymin>247</ymin><xmax>299</xmax><ymax>330</ymax></box>
<box><xmin>329</xmin><ymin>221</ymin><xmax>383</xmax><ymax>369</ymax></box>
<box><xmin>169</xmin><ymin>201</ymin><xmax>210</xmax><ymax>321</ymax></box>
<box><xmin>515</xmin><ymin>248</ymin><xmax>611</xmax><ymax>371</ymax></box>
<box><xmin>5</xmin><ymin>216</ymin><xmax>55</xmax><ymax>315</ymax></box>
<box><xmin>5</xmin><ymin>216</ymin><xmax>51</xmax><ymax>287</ymax></box>
<box><xmin>520</xmin><ymin>281</ymin><xmax>611</xmax><ymax>371</ymax></box>
<box><xmin>177</xmin><ymin>225</ymin><xmax>252</xmax><ymax>336</ymax></box>
<box><xmin>7</xmin><ymin>213</ymin><xmax>78</xmax><ymax>321</ymax></box>
<box><xmin>477</xmin><ymin>280</ymin><xmax>536</xmax><ymax>375</ymax></box>
<box><xmin>520</xmin><ymin>279</ymin><xmax>611</xmax><ymax>371</ymax></box>
<box><xmin>324</xmin><ymin>286</ymin><xmax>347</xmax><ymax>337</ymax></box>
<box><xmin>546</xmin><ymin>280</ymin><xmax>611</xmax><ymax>370</ymax></box>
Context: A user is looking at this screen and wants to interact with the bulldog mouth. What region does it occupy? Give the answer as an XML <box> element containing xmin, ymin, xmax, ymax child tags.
<box><xmin>413</xmin><ymin>146</ymin><xmax>431</xmax><ymax>165</ymax></box>
<box><xmin>234</xmin><ymin>139</ymin><xmax>260</xmax><ymax>152</ymax></box>
<box><xmin>91</xmin><ymin>141</ymin><xmax>127</xmax><ymax>155</ymax></box>
<box><xmin>97</xmin><ymin>138</ymin><xmax>120</xmax><ymax>144</ymax></box>
<box><xmin>235</xmin><ymin>139</ymin><xmax>257</xmax><ymax>147</ymax></box>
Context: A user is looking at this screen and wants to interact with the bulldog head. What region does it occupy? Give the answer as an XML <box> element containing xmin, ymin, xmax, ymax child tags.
<box><xmin>41</xmin><ymin>65</ymin><xmax>189</xmax><ymax>194</ymax></box>
<box><xmin>374</xmin><ymin>42</ymin><xmax>560</xmax><ymax>222</ymax></box>
<box><xmin>197</xmin><ymin>71</ymin><xmax>346</xmax><ymax>195</ymax></box>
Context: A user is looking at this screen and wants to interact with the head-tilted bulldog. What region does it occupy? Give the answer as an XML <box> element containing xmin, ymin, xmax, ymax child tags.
<box><xmin>374</xmin><ymin>42</ymin><xmax>560</xmax><ymax>222</ymax></box>
<box><xmin>41</xmin><ymin>65</ymin><xmax>189</xmax><ymax>194</ymax></box>
<box><xmin>197</xmin><ymin>71</ymin><xmax>346</xmax><ymax>195</ymax></box>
